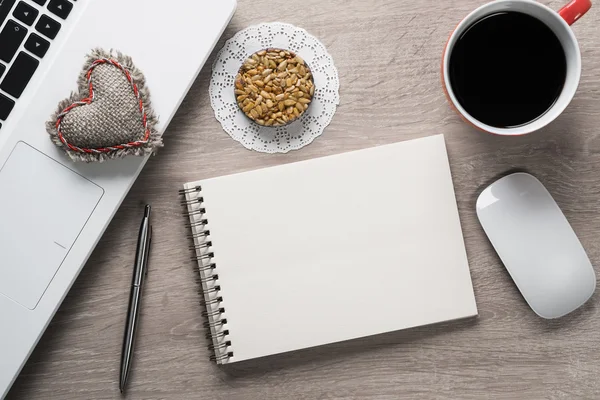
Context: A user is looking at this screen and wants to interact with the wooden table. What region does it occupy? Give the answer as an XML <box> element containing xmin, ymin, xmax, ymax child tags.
<box><xmin>7</xmin><ymin>0</ymin><xmax>600</xmax><ymax>398</ymax></box>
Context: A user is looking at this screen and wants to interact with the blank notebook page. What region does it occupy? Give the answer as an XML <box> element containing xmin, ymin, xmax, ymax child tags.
<box><xmin>187</xmin><ymin>134</ymin><xmax>477</xmax><ymax>362</ymax></box>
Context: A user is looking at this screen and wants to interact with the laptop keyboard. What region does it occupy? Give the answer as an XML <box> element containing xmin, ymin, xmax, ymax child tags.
<box><xmin>0</xmin><ymin>0</ymin><xmax>75</xmax><ymax>129</ymax></box>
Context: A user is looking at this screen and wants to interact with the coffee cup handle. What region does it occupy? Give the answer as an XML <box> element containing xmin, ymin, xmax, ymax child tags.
<box><xmin>559</xmin><ymin>0</ymin><xmax>592</xmax><ymax>25</ymax></box>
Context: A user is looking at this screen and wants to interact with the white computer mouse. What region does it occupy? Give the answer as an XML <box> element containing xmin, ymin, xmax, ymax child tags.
<box><xmin>476</xmin><ymin>172</ymin><xmax>596</xmax><ymax>319</ymax></box>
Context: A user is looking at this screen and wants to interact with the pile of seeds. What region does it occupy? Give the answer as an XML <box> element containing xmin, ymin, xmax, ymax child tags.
<box><xmin>235</xmin><ymin>49</ymin><xmax>315</xmax><ymax>126</ymax></box>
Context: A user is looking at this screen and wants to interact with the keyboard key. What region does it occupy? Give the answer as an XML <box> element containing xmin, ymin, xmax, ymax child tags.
<box><xmin>0</xmin><ymin>52</ymin><xmax>39</xmax><ymax>98</ymax></box>
<box><xmin>0</xmin><ymin>63</ymin><xmax>5</xmax><ymax>79</ymax></box>
<box><xmin>35</xmin><ymin>14</ymin><xmax>60</xmax><ymax>39</ymax></box>
<box><xmin>0</xmin><ymin>20</ymin><xmax>28</xmax><ymax>63</ymax></box>
<box><xmin>24</xmin><ymin>33</ymin><xmax>50</xmax><ymax>58</ymax></box>
<box><xmin>0</xmin><ymin>93</ymin><xmax>16</xmax><ymax>120</ymax></box>
<box><xmin>13</xmin><ymin>2</ymin><xmax>38</xmax><ymax>26</ymax></box>
<box><xmin>31</xmin><ymin>0</ymin><xmax>47</xmax><ymax>4</ymax></box>
<box><xmin>47</xmin><ymin>0</ymin><xmax>71</xmax><ymax>19</ymax></box>
<box><xmin>0</xmin><ymin>0</ymin><xmax>16</xmax><ymax>26</ymax></box>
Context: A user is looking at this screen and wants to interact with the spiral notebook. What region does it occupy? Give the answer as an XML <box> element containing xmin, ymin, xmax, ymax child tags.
<box><xmin>181</xmin><ymin>134</ymin><xmax>477</xmax><ymax>364</ymax></box>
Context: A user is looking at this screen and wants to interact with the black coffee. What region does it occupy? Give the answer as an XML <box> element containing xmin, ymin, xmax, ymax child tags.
<box><xmin>449</xmin><ymin>12</ymin><xmax>566</xmax><ymax>128</ymax></box>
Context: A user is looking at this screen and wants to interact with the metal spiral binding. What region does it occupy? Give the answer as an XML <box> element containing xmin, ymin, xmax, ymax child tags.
<box><xmin>204</xmin><ymin>318</ymin><xmax>228</xmax><ymax>329</ymax></box>
<box><xmin>207</xmin><ymin>329</ymin><xmax>229</xmax><ymax>340</ymax></box>
<box><xmin>208</xmin><ymin>340</ymin><xmax>231</xmax><ymax>351</ymax></box>
<box><xmin>192</xmin><ymin>252</ymin><xmax>215</xmax><ymax>262</ymax></box>
<box><xmin>198</xmin><ymin>263</ymin><xmax>217</xmax><ymax>273</ymax></box>
<box><xmin>201</xmin><ymin>295</ymin><xmax>222</xmax><ymax>307</ymax></box>
<box><xmin>210</xmin><ymin>352</ymin><xmax>234</xmax><ymax>362</ymax></box>
<box><xmin>200</xmin><ymin>274</ymin><xmax>219</xmax><ymax>284</ymax></box>
<box><xmin>180</xmin><ymin>185</ymin><xmax>233</xmax><ymax>363</ymax></box>
<box><xmin>190</xmin><ymin>241</ymin><xmax>212</xmax><ymax>250</ymax></box>
<box><xmin>202</xmin><ymin>307</ymin><xmax>225</xmax><ymax>318</ymax></box>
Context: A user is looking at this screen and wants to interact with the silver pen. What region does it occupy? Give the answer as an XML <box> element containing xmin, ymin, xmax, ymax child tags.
<box><xmin>120</xmin><ymin>204</ymin><xmax>152</xmax><ymax>393</ymax></box>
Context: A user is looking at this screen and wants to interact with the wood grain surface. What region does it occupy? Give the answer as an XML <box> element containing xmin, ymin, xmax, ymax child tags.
<box><xmin>7</xmin><ymin>0</ymin><xmax>600</xmax><ymax>398</ymax></box>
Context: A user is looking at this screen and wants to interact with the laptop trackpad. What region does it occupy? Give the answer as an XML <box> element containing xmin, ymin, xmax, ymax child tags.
<box><xmin>0</xmin><ymin>142</ymin><xmax>103</xmax><ymax>309</ymax></box>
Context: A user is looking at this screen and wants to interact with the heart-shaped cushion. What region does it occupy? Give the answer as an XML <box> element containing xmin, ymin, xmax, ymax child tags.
<box><xmin>47</xmin><ymin>49</ymin><xmax>161</xmax><ymax>162</ymax></box>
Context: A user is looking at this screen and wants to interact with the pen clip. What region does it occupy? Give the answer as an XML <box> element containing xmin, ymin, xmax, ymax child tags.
<box><xmin>132</xmin><ymin>206</ymin><xmax>152</xmax><ymax>286</ymax></box>
<box><xmin>145</xmin><ymin>225</ymin><xmax>152</xmax><ymax>277</ymax></box>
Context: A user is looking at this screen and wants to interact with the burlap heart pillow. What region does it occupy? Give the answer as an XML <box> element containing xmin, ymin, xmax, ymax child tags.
<box><xmin>47</xmin><ymin>49</ymin><xmax>162</xmax><ymax>162</ymax></box>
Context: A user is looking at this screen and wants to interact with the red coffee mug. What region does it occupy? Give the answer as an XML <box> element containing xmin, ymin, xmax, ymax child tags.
<box><xmin>442</xmin><ymin>0</ymin><xmax>591</xmax><ymax>135</ymax></box>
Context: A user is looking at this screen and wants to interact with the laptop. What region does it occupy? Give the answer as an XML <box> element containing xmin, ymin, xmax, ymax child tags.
<box><xmin>0</xmin><ymin>0</ymin><xmax>236</xmax><ymax>397</ymax></box>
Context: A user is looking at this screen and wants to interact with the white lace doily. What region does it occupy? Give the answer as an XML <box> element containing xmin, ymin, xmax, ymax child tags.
<box><xmin>209</xmin><ymin>22</ymin><xmax>340</xmax><ymax>153</ymax></box>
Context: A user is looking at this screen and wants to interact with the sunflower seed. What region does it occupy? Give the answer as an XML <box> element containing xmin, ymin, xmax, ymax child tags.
<box><xmin>277</xmin><ymin>60</ymin><xmax>288</xmax><ymax>71</ymax></box>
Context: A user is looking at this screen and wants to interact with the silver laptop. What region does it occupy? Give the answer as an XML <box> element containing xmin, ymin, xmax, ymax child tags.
<box><xmin>0</xmin><ymin>0</ymin><xmax>236</xmax><ymax>397</ymax></box>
